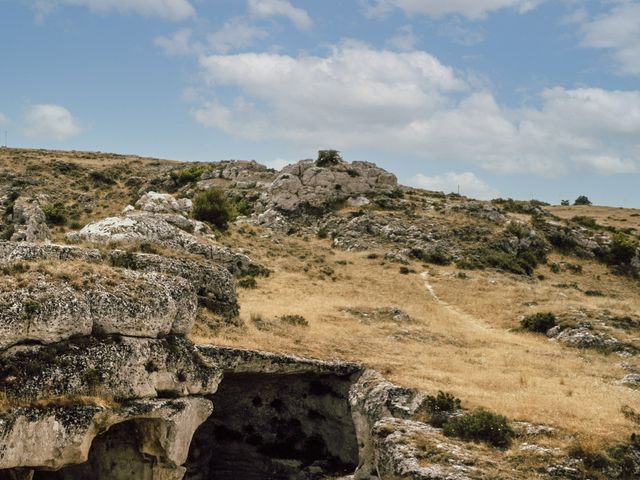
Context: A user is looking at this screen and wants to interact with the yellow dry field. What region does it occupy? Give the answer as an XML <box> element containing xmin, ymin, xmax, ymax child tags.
<box><xmin>193</xmin><ymin>227</ymin><xmax>640</xmax><ymax>449</ymax></box>
<box><xmin>547</xmin><ymin>205</ymin><xmax>640</xmax><ymax>232</ymax></box>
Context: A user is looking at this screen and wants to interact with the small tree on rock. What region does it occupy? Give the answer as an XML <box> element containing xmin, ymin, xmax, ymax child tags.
<box><xmin>316</xmin><ymin>150</ymin><xmax>343</xmax><ymax>167</ymax></box>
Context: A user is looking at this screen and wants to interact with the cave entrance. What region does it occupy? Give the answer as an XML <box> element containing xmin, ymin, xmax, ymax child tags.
<box><xmin>31</xmin><ymin>419</ymin><xmax>181</xmax><ymax>480</ymax></box>
<box><xmin>185</xmin><ymin>372</ymin><xmax>359</xmax><ymax>480</ymax></box>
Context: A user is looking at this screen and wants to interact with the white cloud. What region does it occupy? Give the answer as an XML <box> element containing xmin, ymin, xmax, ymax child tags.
<box><xmin>265</xmin><ymin>158</ymin><xmax>292</xmax><ymax>170</ymax></box>
<box><xmin>0</xmin><ymin>113</ymin><xmax>9</xmax><ymax>125</ymax></box>
<box><xmin>191</xmin><ymin>43</ymin><xmax>640</xmax><ymax>177</ymax></box>
<box><xmin>35</xmin><ymin>0</ymin><xmax>196</xmax><ymax>21</ymax></box>
<box><xmin>207</xmin><ymin>18</ymin><xmax>268</xmax><ymax>54</ymax></box>
<box><xmin>410</xmin><ymin>172</ymin><xmax>499</xmax><ymax>199</ymax></box>
<box><xmin>580</xmin><ymin>2</ymin><xmax>640</xmax><ymax>75</ymax></box>
<box><xmin>248</xmin><ymin>0</ymin><xmax>312</xmax><ymax>30</ymax></box>
<box><xmin>24</xmin><ymin>104</ymin><xmax>82</xmax><ymax>140</ymax></box>
<box><xmin>387</xmin><ymin>25</ymin><xmax>418</xmax><ymax>51</ymax></box>
<box><xmin>361</xmin><ymin>0</ymin><xmax>544</xmax><ymax>20</ymax></box>
<box><xmin>155</xmin><ymin>28</ymin><xmax>198</xmax><ymax>56</ymax></box>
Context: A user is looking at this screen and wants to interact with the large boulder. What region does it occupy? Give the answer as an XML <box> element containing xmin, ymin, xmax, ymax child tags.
<box><xmin>264</xmin><ymin>160</ymin><xmax>397</xmax><ymax>213</ymax></box>
<box><xmin>135</xmin><ymin>191</ymin><xmax>192</xmax><ymax>215</ymax></box>
<box><xmin>66</xmin><ymin>213</ymin><xmax>252</xmax><ymax>275</ymax></box>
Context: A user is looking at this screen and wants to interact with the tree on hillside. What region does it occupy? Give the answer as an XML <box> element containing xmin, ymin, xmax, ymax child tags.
<box><xmin>574</xmin><ymin>195</ymin><xmax>592</xmax><ymax>206</ymax></box>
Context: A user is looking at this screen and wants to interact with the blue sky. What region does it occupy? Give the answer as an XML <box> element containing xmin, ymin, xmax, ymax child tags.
<box><xmin>1</xmin><ymin>0</ymin><xmax>640</xmax><ymax>206</ymax></box>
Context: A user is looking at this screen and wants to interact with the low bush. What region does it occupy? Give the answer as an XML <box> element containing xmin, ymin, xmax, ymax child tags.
<box><xmin>521</xmin><ymin>312</ymin><xmax>557</xmax><ymax>333</ymax></box>
<box><xmin>171</xmin><ymin>164</ymin><xmax>210</xmax><ymax>186</ymax></box>
<box><xmin>424</xmin><ymin>391</ymin><xmax>461</xmax><ymax>428</ymax></box>
<box><xmin>88</xmin><ymin>171</ymin><xmax>116</xmax><ymax>186</ymax></box>
<box><xmin>571</xmin><ymin>216</ymin><xmax>598</xmax><ymax>229</ymax></box>
<box><xmin>280</xmin><ymin>314</ymin><xmax>308</xmax><ymax>326</ymax></box>
<box><xmin>192</xmin><ymin>188</ymin><xmax>234</xmax><ymax>230</ymax></box>
<box><xmin>443</xmin><ymin>409</ymin><xmax>514</xmax><ymax>448</ymax></box>
<box><xmin>238</xmin><ymin>277</ymin><xmax>257</xmax><ymax>289</ymax></box>
<box><xmin>41</xmin><ymin>202</ymin><xmax>67</xmax><ymax>225</ymax></box>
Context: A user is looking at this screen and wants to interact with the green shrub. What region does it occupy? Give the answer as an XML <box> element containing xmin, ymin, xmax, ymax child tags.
<box><xmin>571</xmin><ymin>216</ymin><xmax>598</xmax><ymax>229</ymax></box>
<box><xmin>192</xmin><ymin>188</ymin><xmax>233</xmax><ymax>230</ymax></box>
<box><xmin>521</xmin><ymin>312</ymin><xmax>557</xmax><ymax>333</ymax></box>
<box><xmin>110</xmin><ymin>251</ymin><xmax>138</xmax><ymax>270</ymax></box>
<box><xmin>316</xmin><ymin>150</ymin><xmax>343</xmax><ymax>167</ymax></box>
<box><xmin>608</xmin><ymin>233</ymin><xmax>638</xmax><ymax>266</ymax></box>
<box><xmin>41</xmin><ymin>202</ymin><xmax>67</xmax><ymax>225</ymax></box>
<box><xmin>561</xmin><ymin>200</ymin><xmax>570</xmax><ymax>206</ymax></box>
<box><xmin>172</xmin><ymin>164</ymin><xmax>210</xmax><ymax>186</ymax></box>
<box><xmin>425</xmin><ymin>391</ymin><xmax>461</xmax><ymax>428</ymax></box>
<box><xmin>88</xmin><ymin>171</ymin><xmax>116</xmax><ymax>186</ymax></box>
<box><xmin>238</xmin><ymin>277</ymin><xmax>257</xmax><ymax>289</ymax></box>
<box><xmin>443</xmin><ymin>409</ymin><xmax>514</xmax><ymax>448</ymax></box>
<box><xmin>0</xmin><ymin>224</ymin><xmax>14</xmax><ymax>240</ymax></box>
<box><xmin>280</xmin><ymin>314</ymin><xmax>308</xmax><ymax>326</ymax></box>
<box><xmin>574</xmin><ymin>195</ymin><xmax>592</xmax><ymax>206</ymax></box>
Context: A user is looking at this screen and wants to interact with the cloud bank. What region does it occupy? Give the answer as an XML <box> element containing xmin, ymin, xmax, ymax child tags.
<box><xmin>190</xmin><ymin>43</ymin><xmax>640</xmax><ymax>177</ymax></box>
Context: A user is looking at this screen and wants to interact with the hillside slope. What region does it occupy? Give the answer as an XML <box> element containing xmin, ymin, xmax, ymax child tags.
<box><xmin>0</xmin><ymin>147</ymin><xmax>639</xmax><ymax>479</ymax></box>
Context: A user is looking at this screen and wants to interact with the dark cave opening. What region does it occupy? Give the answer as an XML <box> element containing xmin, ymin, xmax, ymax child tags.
<box><xmin>184</xmin><ymin>372</ymin><xmax>360</xmax><ymax>480</ymax></box>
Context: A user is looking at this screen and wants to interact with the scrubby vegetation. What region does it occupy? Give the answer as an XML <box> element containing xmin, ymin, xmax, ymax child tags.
<box><xmin>192</xmin><ymin>188</ymin><xmax>234</xmax><ymax>230</ymax></box>
<box><xmin>442</xmin><ymin>409</ymin><xmax>514</xmax><ymax>448</ymax></box>
<box><xmin>41</xmin><ymin>202</ymin><xmax>67</xmax><ymax>225</ymax></box>
<box><xmin>520</xmin><ymin>312</ymin><xmax>557</xmax><ymax>333</ymax></box>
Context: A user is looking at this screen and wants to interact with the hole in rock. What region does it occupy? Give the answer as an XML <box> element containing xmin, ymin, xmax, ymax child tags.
<box><xmin>185</xmin><ymin>372</ymin><xmax>359</xmax><ymax>480</ymax></box>
<box><xmin>32</xmin><ymin>419</ymin><xmax>171</xmax><ymax>480</ymax></box>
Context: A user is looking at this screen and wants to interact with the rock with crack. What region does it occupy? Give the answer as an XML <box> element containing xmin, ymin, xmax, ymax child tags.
<box><xmin>9</xmin><ymin>197</ymin><xmax>51</xmax><ymax>243</ymax></box>
<box><xmin>0</xmin><ymin>269</ymin><xmax>196</xmax><ymax>350</ymax></box>
<box><xmin>66</xmin><ymin>213</ymin><xmax>253</xmax><ymax>275</ymax></box>
<box><xmin>109</xmin><ymin>249</ymin><xmax>238</xmax><ymax>317</ymax></box>
<box><xmin>0</xmin><ymin>397</ymin><xmax>213</xmax><ymax>477</ymax></box>
<box><xmin>0</xmin><ymin>335</ymin><xmax>220</xmax><ymax>401</ymax></box>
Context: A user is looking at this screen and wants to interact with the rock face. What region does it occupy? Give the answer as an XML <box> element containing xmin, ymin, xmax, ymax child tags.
<box><xmin>0</xmin><ymin>269</ymin><xmax>196</xmax><ymax>350</ymax></box>
<box><xmin>264</xmin><ymin>160</ymin><xmax>397</xmax><ymax>213</ymax></box>
<box><xmin>135</xmin><ymin>191</ymin><xmax>192</xmax><ymax>215</ymax></box>
<box><xmin>66</xmin><ymin>213</ymin><xmax>253</xmax><ymax>275</ymax></box>
<box><xmin>9</xmin><ymin>198</ymin><xmax>51</xmax><ymax>243</ymax></box>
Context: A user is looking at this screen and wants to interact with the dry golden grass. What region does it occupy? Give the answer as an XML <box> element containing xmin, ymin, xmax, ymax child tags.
<box><xmin>192</xmin><ymin>229</ymin><xmax>640</xmax><ymax>449</ymax></box>
<box><xmin>547</xmin><ymin>205</ymin><xmax>640</xmax><ymax>232</ymax></box>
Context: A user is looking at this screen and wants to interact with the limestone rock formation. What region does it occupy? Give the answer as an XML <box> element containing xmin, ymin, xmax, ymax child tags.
<box><xmin>264</xmin><ymin>160</ymin><xmax>397</xmax><ymax>213</ymax></box>
<box><xmin>66</xmin><ymin>213</ymin><xmax>252</xmax><ymax>275</ymax></box>
<box><xmin>0</xmin><ymin>269</ymin><xmax>196</xmax><ymax>350</ymax></box>
<box><xmin>9</xmin><ymin>197</ymin><xmax>51</xmax><ymax>243</ymax></box>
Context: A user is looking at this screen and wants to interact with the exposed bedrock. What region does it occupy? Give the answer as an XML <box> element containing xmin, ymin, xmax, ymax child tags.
<box><xmin>0</xmin><ymin>398</ymin><xmax>213</xmax><ymax>477</ymax></box>
<box><xmin>0</xmin><ymin>339</ymin><xmax>441</xmax><ymax>479</ymax></box>
<box><xmin>0</xmin><ymin>241</ymin><xmax>239</xmax><ymax>317</ymax></box>
<box><xmin>0</xmin><ymin>271</ymin><xmax>196</xmax><ymax>350</ymax></box>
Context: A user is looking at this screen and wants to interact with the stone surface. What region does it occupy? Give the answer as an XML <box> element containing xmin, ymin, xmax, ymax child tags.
<box><xmin>0</xmin><ymin>397</ymin><xmax>213</xmax><ymax>475</ymax></box>
<box><xmin>109</xmin><ymin>249</ymin><xmax>238</xmax><ymax>317</ymax></box>
<box><xmin>135</xmin><ymin>191</ymin><xmax>192</xmax><ymax>215</ymax></box>
<box><xmin>9</xmin><ymin>198</ymin><xmax>51</xmax><ymax>243</ymax></box>
<box><xmin>264</xmin><ymin>160</ymin><xmax>397</xmax><ymax>213</ymax></box>
<box><xmin>0</xmin><ymin>270</ymin><xmax>197</xmax><ymax>350</ymax></box>
<box><xmin>66</xmin><ymin>213</ymin><xmax>253</xmax><ymax>275</ymax></box>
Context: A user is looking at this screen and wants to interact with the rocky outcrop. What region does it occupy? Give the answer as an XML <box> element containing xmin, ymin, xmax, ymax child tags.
<box><xmin>0</xmin><ymin>241</ymin><xmax>101</xmax><ymax>263</ymax></box>
<box><xmin>8</xmin><ymin>197</ymin><xmax>51</xmax><ymax>243</ymax></box>
<box><xmin>109</xmin><ymin>250</ymin><xmax>238</xmax><ymax>317</ymax></box>
<box><xmin>135</xmin><ymin>191</ymin><xmax>192</xmax><ymax>215</ymax></box>
<box><xmin>0</xmin><ymin>270</ymin><xmax>196</xmax><ymax>350</ymax></box>
<box><xmin>0</xmin><ymin>398</ymin><xmax>212</xmax><ymax>475</ymax></box>
<box><xmin>264</xmin><ymin>160</ymin><xmax>397</xmax><ymax>213</ymax></box>
<box><xmin>66</xmin><ymin>213</ymin><xmax>252</xmax><ymax>275</ymax></box>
